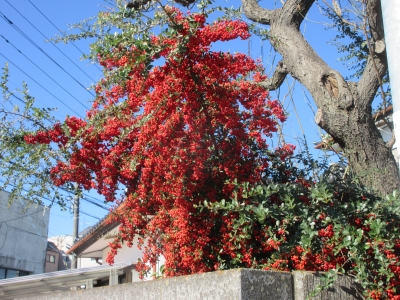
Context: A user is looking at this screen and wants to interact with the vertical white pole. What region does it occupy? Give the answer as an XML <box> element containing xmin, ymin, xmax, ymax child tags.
<box><xmin>381</xmin><ymin>0</ymin><xmax>400</xmax><ymax>163</ymax></box>
<box><xmin>72</xmin><ymin>184</ymin><xmax>80</xmax><ymax>269</ymax></box>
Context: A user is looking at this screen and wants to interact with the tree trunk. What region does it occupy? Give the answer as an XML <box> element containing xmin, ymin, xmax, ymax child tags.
<box><xmin>242</xmin><ymin>0</ymin><xmax>400</xmax><ymax>195</ymax></box>
<box><xmin>316</xmin><ymin>97</ymin><xmax>399</xmax><ymax>194</ymax></box>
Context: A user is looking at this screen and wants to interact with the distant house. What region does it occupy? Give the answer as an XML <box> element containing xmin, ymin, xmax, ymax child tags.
<box><xmin>314</xmin><ymin>105</ymin><xmax>398</xmax><ymax>164</ymax></box>
<box><xmin>44</xmin><ymin>241</ymin><xmax>67</xmax><ymax>273</ymax></box>
<box><xmin>48</xmin><ymin>232</ymin><xmax>99</xmax><ymax>270</ymax></box>
<box><xmin>66</xmin><ymin>203</ymin><xmax>163</xmax><ymax>283</ymax></box>
<box><xmin>0</xmin><ymin>191</ymin><xmax>49</xmax><ymax>278</ymax></box>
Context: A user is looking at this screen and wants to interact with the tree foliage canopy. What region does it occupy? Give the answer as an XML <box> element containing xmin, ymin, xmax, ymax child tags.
<box><xmin>25</xmin><ymin>5</ymin><xmax>291</xmax><ymax>273</ymax></box>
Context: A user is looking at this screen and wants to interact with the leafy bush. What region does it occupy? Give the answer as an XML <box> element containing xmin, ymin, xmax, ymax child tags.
<box><xmin>204</xmin><ymin>155</ymin><xmax>400</xmax><ymax>299</ymax></box>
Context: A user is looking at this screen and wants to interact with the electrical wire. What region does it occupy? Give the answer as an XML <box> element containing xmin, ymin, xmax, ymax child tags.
<box><xmin>54</xmin><ymin>184</ymin><xmax>111</xmax><ymax>210</ymax></box>
<box><xmin>0</xmin><ymin>10</ymin><xmax>94</xmax><ymax>100</ymax></box>
<box><xmin>80</xmin><ymin>211</ymin><xmax>101</xmax><ymax>220</ymax></box>
<box><xmin>4</xmin><ymin>90</ymin><xmax>64</xmax><ymax>122</ymax></box>
<box><xmin>6</xmin><ymin>94</ymin><xmax>63</xmax><ymax>125</ymax></box>
<box><xmin>26</xmin><ymin>0</ymin><xmax>102</xmax><ymax>73</ymax></box>
<box><xmin>0</xmin><ymin>178</ymin><xmax>104</xmax><ymax>221</ymax></box>
<box><xmin>82</xmin><ymin>192</ymin><xmax>112</xmax><ymax>207</ymax></box>
<box><xmin>81</xmin><ymin>196</ymin><xmax>110</xmax><ymax>211</ymax></box>
<box><xmin>0</xmin><ymin>52</ymin><xmax>84</xmax><ymax>117</ymax></box>
<box><xmin>1</xmin><ymin>34</ymin><xmax>90</xmax><ymax>112</ymax></box>
<box><xmin>1</xmin><ymin>75</ymin><xmax>65</xmax><ymax>121</ymax></box>
<box><xmin>0</xmin><ymin>207</ymin><xmax>47</xmax><ymax>223</ymax></box>
<box><xmin>5</xmin><ymin>0</ymin><xmax>100</xmax><ymax>82</ymax></box>
<box><xmin>1</xmin><ymin>154</ymin><xmax>111</xmax><ymax>209</ymax></box>
<box><xmin>18</xmin><ymin>197</ymin><xmax>48</xmax><ymax>239</ymax></box>
<box><xmin>4</xmin><ymin>223</ymin><xmax>49</xmax><ymax>238</ymax></box>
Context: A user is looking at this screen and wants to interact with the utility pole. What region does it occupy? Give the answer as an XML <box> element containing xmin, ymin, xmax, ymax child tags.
<box><xmin>381</xmin><ymin>0</ymin><xmax>400</xmax><ymax>164</ymax></box>
<box><xmin>72</xmin><ymin>183</ymin><xmax>80</xmax><ymax>269</ymax></box>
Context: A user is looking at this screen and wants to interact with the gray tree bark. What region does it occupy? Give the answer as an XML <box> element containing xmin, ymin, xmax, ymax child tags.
<box><xmin>241</xmin><ymin>0</ymin><xmax>400</xmax><ymax>195</ymax></box>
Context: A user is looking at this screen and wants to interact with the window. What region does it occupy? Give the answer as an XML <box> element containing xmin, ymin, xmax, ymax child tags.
<box><xmin>0</xmin><ymin>267</ymin><xmax>29</xmax><ymax>279</ymax></box>
<box><xmin>46</xmin><ymin>254</ymin><xmax>56</xmax><ymax>263</ymax></box>
<box><xmin>0</xmin><ymin>268</ymin><xmax>6</xmax><ymax>280</ymax></box>
<box><xmin>19</xmin><ymin>270</ymin><xmax>30</xmax><ymax>277</ymax></box>
<box><xmin>6</xmin><ymin>269</ymin><xmax>18</xmax><ymax>278</ymax></box>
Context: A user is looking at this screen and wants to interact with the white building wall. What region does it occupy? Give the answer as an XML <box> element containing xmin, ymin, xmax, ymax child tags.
<box><xmin>77</xmin><ymin>257</ymin><xmax>100</xmax><ymax>269</ymax></box>
<box><xmin>48</xmin><ymin>235</ymin><xmax>73</xmax><ymax>252</ymax></box>
<box><xmin>0</xmin><ymin>191</ymin><xmax>49</xmax><ymax>275</ymax></box>
<box><xmin>101</xmin><ymin>234</ymin><xmax>165</xmax><ymax>281</ymax></box>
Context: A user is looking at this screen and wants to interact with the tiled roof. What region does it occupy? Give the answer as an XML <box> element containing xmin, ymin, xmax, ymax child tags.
<box><xmin>66</xmin><ymin>202</ymin><xmax>126</xmax><ymax>255</ymax></box>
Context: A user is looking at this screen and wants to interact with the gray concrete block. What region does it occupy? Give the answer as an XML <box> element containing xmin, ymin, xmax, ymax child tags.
<box><xmin>241</xmin><ymin>269</ymin><xmax>293</xmax><ymax>300</ymax></box>
<box><xmin>293</xmin><ymin>271</ymin><xmax>364</xmax><ymax>300</ymax></box>
<box><xmin>18</xmin><ymin>269</ymin><xmax>363</xmax><ymax>300</ymax></box>
<box><xmin>20</xmin><ymin>269</ymin><xmax>293</xmax><ymax>300</ymax></box>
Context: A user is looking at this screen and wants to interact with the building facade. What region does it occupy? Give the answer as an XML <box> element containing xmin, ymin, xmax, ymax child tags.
<box><xmin>0</xmin><ymin>191</ymin><xmax>49</xmax><ymax>278</ymax></box>
<box><xmin>67</xmin><ymin>205</ymin><xmax>164</xmax><ymax>282</ymax></box>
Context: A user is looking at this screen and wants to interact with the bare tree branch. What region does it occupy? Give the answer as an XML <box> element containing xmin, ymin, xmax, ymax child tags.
<box><xmin>357</xmin><ymin>0</ymin><xmax>387</xmax><ymax>107</ymax></box>
<box><xmin>241</xmin><ymin>0</ymin><xmax>277</xmax><ymax>25</ymax></box>
<box><xmin>280</xmin><ymin>0</ymin><xmax>315</xmax><ymax>28</ymax></box>
<box><xmin>386</xmin><ymin>132</ymin><xmax>396</xmax><ymax>149</ymax></box>
<box><xmin>241</xmin><ymin>0</ymin><xmax>400</xmax><ymax>194</ymax></box>
<box><xmin>367</xmin><ymin>0</ymin><xmax>385</xmax><ymax>42</ymax></box>
<box><xmin>259</xmin><ymin>61</ymin><xmax>288</xmax><ymax>91</ymax></box>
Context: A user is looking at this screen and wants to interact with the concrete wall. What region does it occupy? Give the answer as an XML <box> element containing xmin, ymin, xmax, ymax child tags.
<box><xmin>22</xmin><ymin>269</ymin><xmax>363</xmax><ymax>300</ymax></box>
<box><xmin>293</xmin><ymin>271</ymin><xmax>363</xmax><ymax>300</ymax></box>
<box><xmin>0</xmin><ymin>191</ymin><xmax>49</xmax><ymax>275</ymax></box>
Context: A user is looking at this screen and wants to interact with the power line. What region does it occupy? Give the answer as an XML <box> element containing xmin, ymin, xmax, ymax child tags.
<box><xmin>58</xmin><ymin>188</ymin><xmax>111</xmax><ymax>210</ymax></box>
<box><xmin>26</xmin><ymin>0</ymin><xmax>102</xmax><ymax>73</ymax></box>
<box><xmin>82</xmin><ymin>192</ymin><xmax>112</xmax><ymax>206</ymax></box>
<box><xmin>0</xmin><ymin>207</ymin><xmax>47</xmax><ymax>223</ymax></box>
<box><xmin>2</xmin><ymin>222</ymin><xmax>48</xmax><ymax>238</ymax></box>
<box><xmin>82</xmin><ymin>196</ymin><xmax>110</xmax><ymax>211</ymax></box>
<box><xmin>80</xmin><ymin>211</ymin><xmax>101</xmax><ymax>220</ymax></box>
<box><xmin>0</xmin><ymin>10</ymin><xmax>94</xmax><ymax>101</ymax></box>
<box><xmin>1</xmin><ymin>34</ymin><xmax>90</xmax><ymax>112</ymax></box>
<box><xmin>0</xmin><ymin>178</ymin><xmax>104</xmax><ymax>220</ymax></box>
<box><xmin>6</xmin><ymin>93</ymin><xmax>65</xmax><ymax>122</ymax></box>
<box><xmin>1</xmin><ymin>75</ymin><xmax>66</xmax><ymax>121</ymax></box>
<box><xmin>5</xmin><ymin>0</ymin><xmax>100</xmax><ymax>83</ymax></box>
<box><xmin>0</xmin><ymin>52</ymin><xmax>84</xmax><ymax>117</ymax></box>
<box><xmin>56</xmin><ymin>184</ymin><xmax>109</xmax><ymax>211</ymax></box>
<box><xmin>2</xmin><ymin>155</ymin><xmax>111</xmax><ymax>209</ymax></box>
<box><xmin>17</xmin><ymin>197</ymin><xmax>48</xmax><ymax>240</ymax></box>
<box><xmin>53</xmin><ymin>183</ymin><xmax>111</xmax><ymax>210</ymax></box>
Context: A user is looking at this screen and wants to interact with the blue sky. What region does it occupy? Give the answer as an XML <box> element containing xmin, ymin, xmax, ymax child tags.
<box><xmin>0</xmin><ymin>0</ymin><xmax>349</xmax><ymax>237</ymax></box>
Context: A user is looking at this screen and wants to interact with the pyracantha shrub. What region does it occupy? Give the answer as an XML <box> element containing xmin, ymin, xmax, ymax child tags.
<box><xmin>25</xmin><ymin>9</ymin><xmax>288</xmax><ymax>275</ymax></box>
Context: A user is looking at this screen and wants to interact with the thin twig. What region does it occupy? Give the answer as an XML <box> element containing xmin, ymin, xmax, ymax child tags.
<box><xmin>0</xmin><ymin>109</ymin><xmax>48</xmax><ymax>131</ymax></box>
<box><xmin>321</xmin><ymin>0</ymin><xmax>359</xmax><ymax>29</ymax></box>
